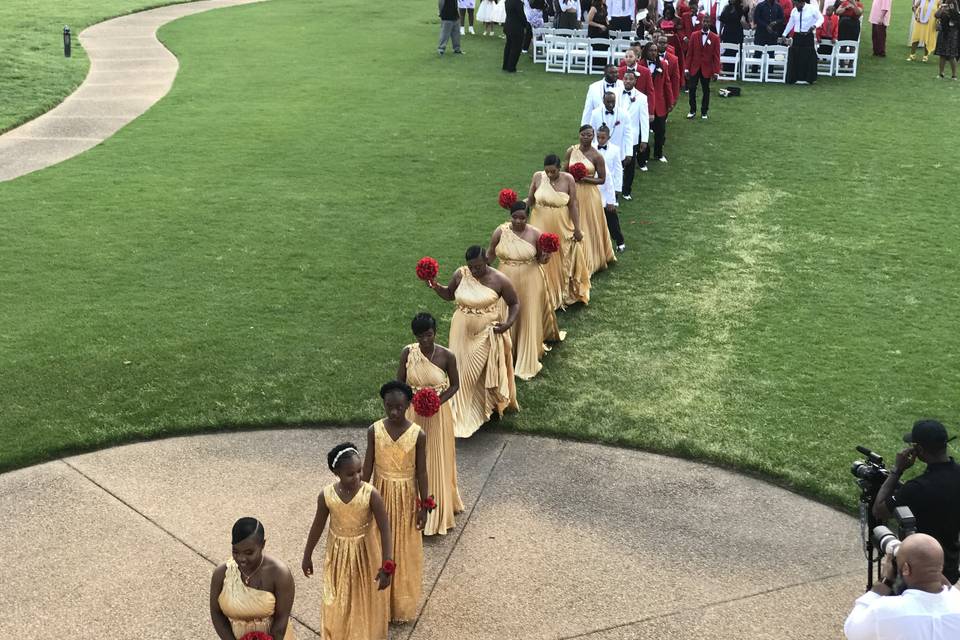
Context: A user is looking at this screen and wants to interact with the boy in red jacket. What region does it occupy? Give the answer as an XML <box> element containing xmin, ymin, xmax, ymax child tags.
<box><xmin>684</xmin><ymin>16</ymin><xmax>721</xmax><ymax>119</ymax></box>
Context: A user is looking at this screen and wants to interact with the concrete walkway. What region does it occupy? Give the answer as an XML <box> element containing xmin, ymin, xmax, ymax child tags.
<box><xmin>1</xmin><ymin>428</ymin><xmax>863</xmax><ymax>638</ymax></box>
<box><xmin>0</xmin><ymin>0</ymin><xmax>264</xmax><ymax>183</ymax></box>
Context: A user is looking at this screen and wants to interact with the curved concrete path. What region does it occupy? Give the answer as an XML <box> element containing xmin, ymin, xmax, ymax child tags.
<box><xmin>0</xmin><ymin>0</ymin><xmax>264</xmax><ymax>183</ymax></box>
<box><xmin>1</xmin><ymin>428</ymin><xmax>863</xmax><ymax>638</ymax></box>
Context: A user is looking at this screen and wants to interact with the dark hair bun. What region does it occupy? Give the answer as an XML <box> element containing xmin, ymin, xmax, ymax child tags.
<box><xmin>232</xmin><ymin>517</ymin><xmax>264</xmax><ymax>544</ymax></box>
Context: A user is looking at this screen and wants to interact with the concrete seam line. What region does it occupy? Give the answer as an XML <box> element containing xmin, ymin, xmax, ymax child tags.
<box><xmin>405</xmin><ymin>436</ymin><xmax>512</xmax><ymax>640</ymax></box>
<box><xmin>554</xmin><ymin>568</ymin><xmax>862</xmax><ymax>640</ymax></box>
<box><xmin>58</xmin><ymin>459</ymin><xmax>322</xmax><ymax>638</ymax></box>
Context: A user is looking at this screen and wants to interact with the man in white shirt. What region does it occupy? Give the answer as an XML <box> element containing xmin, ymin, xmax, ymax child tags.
<box><xmin>581</xmin><ymin>65</ymin><xmax>625</xmax><ymax>125</ymax></box>
<box><xmin>594</xmin><ymin>126</ymin><xmax>627</xmax><ymax>252</ymax></box>
<box><xmin>608</xmin><ymin>0</ymin><xmax>636</xmax><ymax>32</ymax></box>
<box><xmin>588</xmin><ymin>92</ymin><xmax>634</xmax><ymax>165</ymax></box>
<box><xmin>618</xmin><ymin>69</ymin><xmax>649</xmax><ymax>201</ymax></box>
<box><xmin>844</xmin><ymin>534</ymin><xmax>960</xmax><ymax>640</ymax></box>
<box><xmin>698</xmin><ymin>0</ymin><xmax>729</xmax><ymax>29</ymax></box>
<box><xmin>782</xmin><ymin>0</ymin><xmax>823</xmax><ymax>83</ymax></box>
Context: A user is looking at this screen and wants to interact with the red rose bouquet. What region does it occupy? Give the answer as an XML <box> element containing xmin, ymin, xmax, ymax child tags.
<box><xmin>538</xmin><ymin>232</ymin><xmax>560</xmax><ymax>254</ymax></box>
<box><xmin>417</xmin><ymin>495</ymin><xmax>438</xmax><ymax>511</ymax></box>
<box><xmin>415</xmin><ymin>257</ymin><xmax>439</xmax><ymax>281</ymax></box>
<box><xmin>412</xmin><ymin>388</ymin><xmax>441</xmax><ymax>417</ymax></box>
<box><xmin>239</xmin><ymin>633</ymin><xmax>272</xmax><ymax>640</ymax></box>
<box><xmin>498</xmin><ymin>188</ymin><xmax>518</xmax><ymax>210</ymax></box>
<box><xmin>569</xmin><ymin>162</ymin><xmax>588</xmax><ymax>182</ymax></box>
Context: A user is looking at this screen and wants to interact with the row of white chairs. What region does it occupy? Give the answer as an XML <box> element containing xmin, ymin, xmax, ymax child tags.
<box><xmin>722</xmin><ymin>41</ymin><xmax>859</xmax><ymax>81</ymax></box>
<box><xmin>540</xmin><ymin>36</ymin><xmax>645</xmax><ymax>73</ymax></box>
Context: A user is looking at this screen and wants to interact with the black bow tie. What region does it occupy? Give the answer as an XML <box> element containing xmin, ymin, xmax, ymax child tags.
<box><xmin>598</xmin><ymin>144</ymin><xmax>608</xmax><ymax>150</ymax></box>
<box><xmin>606</xmin><ymin>110</ymin><xmax>615</xmax><ymax>115</ymax></box>
<box><xmin>605</xmin><ymin>83</ymin><xmax>616</xmax><ymax>89</ymax></box>
<box><xmin>623</xmin><ymin>90</ymin><xmax>632</xmax><ymax>96</ymax></box>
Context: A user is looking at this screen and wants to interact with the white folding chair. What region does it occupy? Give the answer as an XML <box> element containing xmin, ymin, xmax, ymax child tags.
<box><xmin>588</xmin><ymin>37</ymin><xmax>611</xmax><ymax>73</ymax></box>
<box><xmin>554</xmin><ymin>28</ymin><xmax>576</xmax><ymax>37</ymax></box>
<box><xmin>741</xmin><ymin>43</ymin><xmax>765</xmax><ymax>81</ymax></box>
<box><xmin>816</xmin><ymin>39</ymin><xmax>836</xmax><ymax>75</ymax></box>
<box><xmin>764</xmin><ymin>44</ymin><xmax>789</xmax><ymax>82</ymax></box>
<box><xmin>743</xmin><ymin>29</ymin><xmax>755</xmax><ymax>45</ymax></box>
<box><xmin>718</xmin><ymin>43</ymin><xmax>740</xmax><ymax>81</ymax></box>
<box><xmin>567</xmin><ymin>37</ymin><xmax>591</xmax><ymax>74</ymax></box>
<box><xmin>834</xmin><ymin>39</ymin><xmax>858</xmax><ymax>77</ymax></box>
<box><xmin>545</xmin><ymin>35</ymin><xmax>570</xmax><ymax>73</ymax></box>
<box><xmin>533</xmin><ymin>28</ymin><xmax>548</xmax><ymax>64</ymax></box>
<box><xmin>610</xmin><ymin>39</ymin><xmax>632</xmax><ymax>65</ymax></box>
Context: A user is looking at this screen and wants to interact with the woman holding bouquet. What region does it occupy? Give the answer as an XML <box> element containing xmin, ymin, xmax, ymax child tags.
<box><xmin>302</xmin><ymin>443</ymin><xmax>392</xmax><ymax>640</ymax></box>
<box><xmin>211</xmin><ymin>518</ymin><xmax>297</xmax><ymax>640</ymax></box>
<box><xmin>361</xmin><ymin>381</ymin><xmax>428</xmax><ymax>623</ymax></box>
<box><xmin>526</xmin><ymin>154</ymin><xmax>590</xmax><ymax>310</ymax></box>
<box><xmin>564</xmin><ymin>124</ymin><xmax>616</xmax><ymax>275</ymax></box>
<box><xmin>487</xmin><ymin>201</ymin><xmax>564</xmax><ymax>380</ymax></box>
<box><xmin>427</xmin><ymin>246</ymin><xmax>520</xmax><ymax>437</ymax></box>
<box><xmin>397</xmin><ymin>313</ymin><xmax>465</xmax><ymax>536</ymax></box>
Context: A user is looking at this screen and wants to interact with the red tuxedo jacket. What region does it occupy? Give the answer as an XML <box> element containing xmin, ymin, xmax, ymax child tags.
<box><xmin>619</xmin><ymin>62</ymin><xmax>655</xmax><ymax>102</ymax></box>
<box><xmin>685</xmin><ymin>29</ymin><xmax>721</xmax><ymax>78</ymax></box>
<box><xmin>662</xmin><ymin>50</ymin><xmax>682</xmax><ymax>107</ymax></box>
<box><xmin>646</xmin><ymin>60</ymin><xmax>675</xmax><ymax>117</ymax></box>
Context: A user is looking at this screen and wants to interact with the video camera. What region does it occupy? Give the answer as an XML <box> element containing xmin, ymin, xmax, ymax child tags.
<box><xmin>852</xmin><ymin>445</ymin><xmax>902</xmax><ymax>591</ymax></box>
<box><xmin>871</xmin><ymin>506</ymin><xmax>917</xmax><ymax>593</ymax></box>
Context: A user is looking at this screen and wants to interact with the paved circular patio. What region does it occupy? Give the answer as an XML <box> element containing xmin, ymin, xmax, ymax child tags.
<box><xmin>1</xmin><ymin>428</ymin><xmax>862</xmax><ymax>638</ymax></box>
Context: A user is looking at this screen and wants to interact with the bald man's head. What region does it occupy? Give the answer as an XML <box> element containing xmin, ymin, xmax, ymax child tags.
<box><xmin>899</xmin><ymin>534</ymin><xmax>945</xmax><ymax>588</ymax></box>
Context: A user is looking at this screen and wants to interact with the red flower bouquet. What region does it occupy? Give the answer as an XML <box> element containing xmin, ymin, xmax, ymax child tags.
<box><xmin>569</xmin><ymin>162</ymin><xmax>588</xmax><ymax>182</ymax></box>
<box><xmin>417</xmin><ymin>495</ymin><xmax>438</xmax><ymax>511</ymax></box>
<box><xmin>498</xmin><ymin>188</ymin><xmax>518</xmax><ymax>210</ymax></box>
<box><xmin>412</xmin><ymin>388</ymin><xmax>441</xmax><ymax>417</ymax></box>
<box><xmin>538</xmin><ymin>232</ymin><xmax>560</xmax><ymax>254</ymax></box>
<box><xmin>381</xmin><ymin>559</ymin><xmax>397</xmax><ymax>575</ymax></box>
<box><xmin>239</xmin><ymin>633</ymin><xmax>273</xmax><ymax>640</ymax></box>
<box><xmin>415</xmin><ymin>257</ymin><xmax>439</xmax><ymax>281</ymax></box>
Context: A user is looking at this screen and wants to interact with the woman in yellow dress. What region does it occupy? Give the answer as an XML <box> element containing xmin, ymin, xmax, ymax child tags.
<box><xmin>909</xmin><ymin>0</ymin><xmax>939</xmax><ymax>60</ymax></box>
<box><xmin>301</xmin><ymin>443</ymin><xmax>393</xmax><ymax>640</ymax></box>
<box><xmin>211</xmin><ymin>518</ymin><xmax>297</xmax><ymax>640</ymax></box>
<box><xmin>427</xmin><ymin>245</ymin><xmax>521</xmax><ymax>437</ymax></box>
<box><xmin>564</xmin><ymin>124</ymin><xmax>616</xmax><ymax>275</ymax></box>
<box><xmin>397</xmin><ymin>312</ymin><xmax>464</xmax><ymax>536</ymax></box>
<box><xmin>362</xmin><ymin>381</ymin><xmax>429</xmax><ymax>623</ymax></box>
<box><xmin>526</xmin><ymin>154</ymin><xmax>590</xmax><ymax>310</ymax></box>
<box><xmin>486</xmin><ymin>201</ymin><xmax>565</xmax><ymax>380</ymax></box>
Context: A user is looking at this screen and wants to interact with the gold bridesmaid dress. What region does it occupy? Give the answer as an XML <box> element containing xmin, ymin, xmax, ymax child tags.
<box><xmin>529</xmin><ymin>172</ymin><xmax>590</xmax><ymax>309</ymax></box>
<box><xmin>569</xmin><ymin>145</ymin><xmax>616</xmax><ymax>274</ymax></box>
<box><xmin>218</xmin><ymin>558</ymin><xmax>297</xmax><ymax>640</ymax></box>
<box><xmin>403</xmin><ymin>344</ymin><xmax>464</xmax><ymax>536</ymax></box>
<box><xmin>371</xmin><ymin>420</ymin><xmax>424</xmax><ymax>622</ymax></box>
<box><xmin>321</xmin><ymin>482</ymin><xmax>388</xmax><ymax>640</ymax></box>
<box><xmin>494</xmin><ymin>223</ymin><xmax>565</xmax><ymax>380</ymax></box>
<box><xmin>449</xmin><ymin>266</ymin><xmax>519</xmax><ymax>437</ymax></box>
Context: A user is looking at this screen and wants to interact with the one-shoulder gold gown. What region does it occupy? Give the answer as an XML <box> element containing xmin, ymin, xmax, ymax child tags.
<box><xmin>569</xmin><ymin>145</ymin><xmax>616</xmax><ymax>274</ymax></box>
<box><xmin>403</xmin><ymin>344</ymin><xmax>464</xmax><ymax>536</ymax></box>
<box><xmin>370</xmin><ymin>420</ymin><xmax>424</xmax><ymax>622</ymax></box>
<box><xmin>529</xmin><ymin>172</ymin><xmax>591</xmax><ymax>309</ymax></box>
<box><xmin>218</xmin><ymin>558</ymin><xmax>297</xmax><ymax>640</ymax></box>
<box><xmin>494</xmin><ymin>223</ymin><xmax>565</xmax><ymax>380</ymax></box>
<box><xmin>321</xmin><ymin>482</ymin><xmax>388</xmax><ymax>640</ymax></box>
<box><xmin>449</xmin><ymin>266</ymin><xmax>519</xmax><ymax>437</ymax></box>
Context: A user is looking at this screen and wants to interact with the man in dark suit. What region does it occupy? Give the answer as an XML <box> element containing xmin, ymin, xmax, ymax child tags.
<box><xmin>503</xmin><ymin>0</ymin><xmax>528</xmax><ymax>72</ymax></box>
<box><xmin>684</xmin><ymin>16</ymin><xmax>721</xmax><ymax>119</ymax></box>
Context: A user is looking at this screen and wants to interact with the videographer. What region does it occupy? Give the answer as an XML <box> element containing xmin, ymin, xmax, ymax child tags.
<box><xmin>844</xmin><ymin>534</ymin><xmax>960</xmax><ymax>639</ymax></box>
<box><xmin>872</xmin><ymin>420</ymin><xmax>960</xmax><ymax>584</ymax></box>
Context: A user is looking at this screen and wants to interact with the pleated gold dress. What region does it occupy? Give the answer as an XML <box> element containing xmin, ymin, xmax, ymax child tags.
<box><xmin>494</xmin><ymin>223</ymin><xmax>565</xmax><ymax>380</ymax></box>
<box><xmin>370</xmin><ymin>420</ymin><xmax>423</xmax><ymax>622</ymax></box>
<box><xmin>403</xmin><ymin>344</ymin><xmax>464</xmax><ymax>536</ymax></box>
<box><xmin>321</xmin><ymin>482</ymin><xmax>388</xmax><ymax>640</ymax></box>
<box><xmin>529</xmin><ymin>172</ymin><xmax>591</xmax><ymax>309</ymax></box>
<box><xmin>569</xmin><ymin>145</ymin><xmax>616</xmax><ymax>274</ymax></box>
<box><xmin>218</xmin><ymin>558</ymin><xmax>297</xmax><ymax>640</ymax></box>
<box><xmin>449</xmin><ymin>266</ymin><xmax>519</xmax><ymax>437</ymax></box>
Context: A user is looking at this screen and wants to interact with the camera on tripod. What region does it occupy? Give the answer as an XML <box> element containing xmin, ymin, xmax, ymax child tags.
<box><xmin>851</xmin><ymin>445</ymin><xmax>891</xmax><ymax>498</ymax></box>
<box><xmin>852</xmin><ymin>445</ymin><xmax>903</xmax><ymax>591</ymax></box>
<box><xmin>874</xmin><ymin>506</ymin><xmax>917</xmax><ymax>558</ymax></box>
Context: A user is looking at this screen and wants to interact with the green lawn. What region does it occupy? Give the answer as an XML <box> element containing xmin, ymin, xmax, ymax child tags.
<box><xmin>1</xmin><ymin>0</ymin><xmax>959</xmax><ymax>510</ymax></box>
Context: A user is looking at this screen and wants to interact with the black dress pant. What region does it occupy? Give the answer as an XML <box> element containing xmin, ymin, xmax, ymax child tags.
<box><xmin>558</xmin><ymin>12</ymin><xmax>578</xmax><ymax>28</ymax></box>
<box><xmin>622</xmin><ymin>143</ymin><xmax>640</xmax><ymax>195</ymax></box>
<box><xmin>605</xmin><ymin>207</ymin><xmax>625</xmax><ymax>246</ymax></box>
<box><xmin>609</xmin><ymin>15</ymin><xmax>633</xmax><ymax>31</ymax></box>
<box><xmin>687</xmin><ymin>72</ymin><xmax>711</xmax><ymax>114</ymax></box>
<box><xmin>503</xmin><ymin>28</ymin><xmax>523</xmax><ymax>71</ymax></box>
<box><xmin>522</xmin><ymin>24</ymin><xmax>533</xmax><ymax>51</ymax></box>
<box><xmin>640</xmin><ymin>115</ymin><xmax>666</xmax><ymax>162</ymax></box>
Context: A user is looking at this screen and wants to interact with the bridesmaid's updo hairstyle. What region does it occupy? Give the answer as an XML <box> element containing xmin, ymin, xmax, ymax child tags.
<box><xmin>379</xmin><ymin>380</ymin><xmax>414</xmax><ymax>401</ymax></box>
<box><xmin>328</xmin><ymin>441</ymin><xmax>361</xmax><ymax>472</ymax></box>
<box><xmin>543</xmin><ymin>154</ymin><xmax>561</xmax><ymax>167</ymax></box>
<box><xmin>465</xmin><ymin>245</ymin><xmax>485</xmax><ymax>261</ymax></box>
<box><xmin>510</xmin><ymin>201</ymin><xmax>527</xmax><ymax>213</ymax></box>
<box><xmin>579</xmin><ymin>124</ymin><xmax>593</xmax><ymax>133</ymax></box>
<box><xmin>232</xmin><ymin>517</ymin><xmax>265</xmax><ymax>545</ymax></box>
<box><xmin>411</xmin><ymin>312</ymin><xmax>436</xmax><ymax>336</ymax></box>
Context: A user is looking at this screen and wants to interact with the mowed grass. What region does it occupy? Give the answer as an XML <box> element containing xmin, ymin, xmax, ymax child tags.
<box><xmin>1</xmin><ymin>0</ymin><xmax>959</xmax><ymax>509</ymax></box>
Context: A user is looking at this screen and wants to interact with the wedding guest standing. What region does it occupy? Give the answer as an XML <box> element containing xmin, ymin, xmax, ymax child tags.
<box><xmin>439</xmin><ymin>0</ymin><xmax>465</xmax><ymax>55</ymax></box>
<box><xmin>487</xmin><ymin>202</ymin><xmax>564</xmax><ymax>379</ymax></box>
<box><xmin>211</xmin><ymin>518</ymin><xmax>296</xmax><ymax>640</ymax></box>
<box><xmin>608</xmin><ymin>0</ymin><xmax>637</xmax><ymax>31</ymax></box>
<box><xmin>595</xmin><ymin>126</ymin><xmax>627</xmax><ymax>252</ymax></box>
<box><xmin>478</xmin><ymin>0</ymin><xmax>507</xmax><ymax>35</ymax></box>
<box><xmin>619</xmin><ymin>70</ymin><xmax>650</xmax><ymax>203</ymax></box>
<box><xmin>699</xmin><ymin>0</ymin><xmax>729</xmax><ymax>28</ymax></box>
<box><xmin>685</xmin><ymin>17</ymin><xmax>721</xmax><ymax>119</ymax></box>
<box><xmin>868</xmin><ymin>0</ymin><xmax>891</xmax><ymax>55</ymax></box>
<box><xmin>427</xmin><ymin>246</ymin><xmax>520</xmax><ymax>436</ymax></box>
<box><xmin>833</xmin><ymin>0</ymin><xmax>862</xmax><ymax>41</ymax></box>
<box><xmin>460</xmin><ymin>0</ymin><xmax>477</xmax><ymax>34</ymax></box>
<box><xmin>587</xmin><ymin>0</ymin><xmax>611</xmax><ymax>70</ymax></box>
<box><xmin>935</xmin><ymin>0</ymin><xmax>960</xmax><ymax>79</ymax></box>
<box><xmin>527</xmin><ymin>155</ymin><xmax>590</xmax><ymax>309</ymax></box>
<box><xmin>362</xmin><ymin>382</ymin><xmax>428</xmax><ymax>623</ymax></box>
<box><xmin>565</xmin><ymin>125</ymin><xmax>615</xmax><ymax>274</ymax></box>
<box><xmin>397</xmin><ymin>313</ymin><xmax>464</xmax><ymax>536</ymax></box>
<box><xmin>558</xmin><ymin>0</ymin><xmax>582</xmax><ymax>27</ymax></box>
<box><xmin>782</xmin><ymin>0</ymin><xmax>823</xmax><ymax>84</ymax></box>
<box><xmin>302</xmin><ymin>444</ymin><xmax>392</xmax><ymax>640</ymax></box>
<box><xmin>752</xmin><ymin>0</ymin><xmax>785</xmax><ymax>45</ymax></box>
<box><xmin>504</xmin><ymin>0</ymin><xmax>527</xmax><ymax>71</ymax></box>
<box><xmin>908</xmin><ymin>0</ymin><xmax>939</xmax><ymax>62</ymax></box>
<box><xmin>582</xmin><ymin>65</ymin><xmax>625</xmax><ymax>124</ymax></box>
<box><xmin>718</xmin><ymin>0</ymin><xmax>749</xmax><ymax>52</ymax></box>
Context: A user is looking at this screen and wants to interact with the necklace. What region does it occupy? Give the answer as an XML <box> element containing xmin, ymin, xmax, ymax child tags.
<box><xmin>240</xmin><ymin>555</ymin><xmax>264</xmax><ymax>586</ymax></box>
